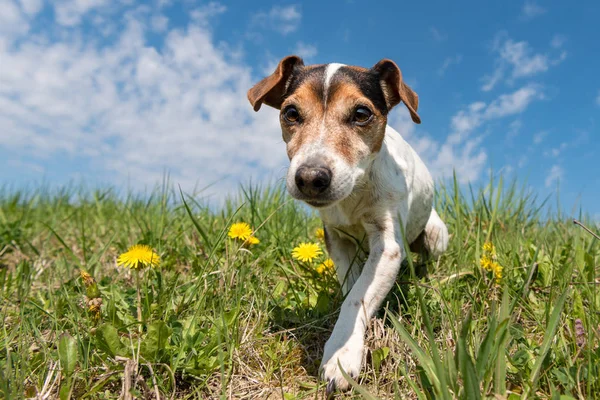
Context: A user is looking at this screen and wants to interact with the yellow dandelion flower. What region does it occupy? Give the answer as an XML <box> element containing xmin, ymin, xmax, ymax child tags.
<box><xmin>480</xmin><ymin>255</ymin><xmax>493</xmax><ymax>271</ymax></box>
<box><xmin>316</xmin><ymin>258</ymin><xmax>335</xmax><ymax>274</ymax></box>
<box><xmin>483</xmin><ymin>242</ymin><xmax>497</xmax><ymax>257</ymax></box>
<box><xmin>228</xmin><ymin>222</ymin><xmax>253</xmax><ymax>240</ymax></box>
<box><xmin>491</xmin><ymin>262</ymin><xmax>503</xmax><ymax>283</ymax></box>
<box><xmin>480</xmin><ymin>241</ymin><xmax>503</xmax><ymax>284</ymax></box>
<box><xmin>315</xmin><ymin>228</ymin><xmax>325</xmax><ymax>241</ymax></box>
<box><xmin>117</xmin><ymin>244</ymin><xmax>160</xmax><ymax>269</ymax></box>
<box><xmin>292</xmin><ymin>242</ymin><xmax>323</xmax><ymax>263</ymax></box>
<box><xmin>245</xmin><ymin>236</ymin><xmax>260</xmax><ymax>245</ymax></box>
<box><xmin>80</xmin><ymin>269</ymin><xmax>95</xmax><ymax>287</ymax></box>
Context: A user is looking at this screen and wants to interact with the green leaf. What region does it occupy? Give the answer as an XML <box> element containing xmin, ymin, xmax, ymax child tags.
<box><xmin>457</xmin><ymin>312</ymin><xmax>481</xmax><ymax>400</ymax></box>
<box><xmin>58</xmin><ymin>333</ymin><xmax>78</xmax><ymax>377</ymax></box>
<box><xmin>141</xmin><ymin>321</ymin><xmax>172</xmax><ymax>360</ymax></box>
<box><xmin>371</xmin><ymin>346</ymin><xmax>390</xmax><ymax>374</ymax></box>
<box><xmin>475</xmin><ymin>313</ymin><xmax>497</xmax><ymax>379</ymax></box>
<box><xmin>95</xmin><ymin>323</ymin><xmax>127</xmax><ymax>357</ymax></box>
<box><xmin>59</xmin><ymin>382</ymin><xmax>73</xmax><ymax>400</ymax></box>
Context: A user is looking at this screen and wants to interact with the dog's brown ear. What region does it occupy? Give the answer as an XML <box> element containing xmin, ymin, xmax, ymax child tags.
<box><xmin>371</xmin><ymin>59</ymin><xmax>421</xmax><ymax>124</ymax></box>
<box><xmin>247</xmin><ymin>55</ymin><xmax>304</xmax><ymax>111</ymax></box>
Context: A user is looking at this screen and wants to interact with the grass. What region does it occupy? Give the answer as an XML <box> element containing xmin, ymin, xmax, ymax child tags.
<box><xmin>0</xmin><ymin>175</ymin><xmax>598</xmax><ymax>399</ymax></box>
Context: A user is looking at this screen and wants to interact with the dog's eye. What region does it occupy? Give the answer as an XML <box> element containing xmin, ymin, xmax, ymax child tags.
<box><xmin>283</xmin><ymin>106</ymin><xmax>300</xmax><ymax>123</ymax></box>
<box><xmin>352</xmin><ymin>107</ymin><xmax>373</xmax><ymax>125</ymax></box>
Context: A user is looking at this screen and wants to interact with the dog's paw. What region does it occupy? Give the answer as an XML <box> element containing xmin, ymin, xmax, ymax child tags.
<box><xmin>320</xmin><ymin>336</ymin><xmax>364</xmax><ymax>395</ymax></box>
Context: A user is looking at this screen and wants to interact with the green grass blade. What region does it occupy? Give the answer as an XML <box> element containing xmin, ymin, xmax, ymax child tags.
<box><xmin>524</xmin><ymin>288</ymin><xmax>570</xmax><ymax>399</ymax></box>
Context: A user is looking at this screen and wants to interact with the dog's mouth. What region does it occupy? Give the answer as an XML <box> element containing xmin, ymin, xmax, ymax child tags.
<box><xmin>304</xmin><ymin>199</ymin><xmax>333</xmax><ymax>208</ymax></box>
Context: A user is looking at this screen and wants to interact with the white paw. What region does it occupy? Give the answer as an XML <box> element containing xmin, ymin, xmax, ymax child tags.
<box><xmin>320</xmin><ymin>335</ymin><xmax>364</xmax><ymax>393</ymax></box>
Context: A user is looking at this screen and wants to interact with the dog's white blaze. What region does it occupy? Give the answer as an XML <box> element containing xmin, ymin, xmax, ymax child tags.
<box><xmin>317</xmin><ymin>63</ymin><xmax>346</xmax><ymax>145</ymax></box>
<box><xmin>323</xmin><ymin>63</ymin><xmax>345</xmax><ymax>106</ymax></box>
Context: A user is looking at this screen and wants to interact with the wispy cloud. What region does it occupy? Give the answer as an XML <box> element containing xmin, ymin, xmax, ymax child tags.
<box><xmin>54</xmin><ymin>0</ymin><xmax>111</xmax><ymax>27</ymax></box>
<box><xmin>550</xmin><ymin>34</ymin><xmax>567</xmax><ymax>49</ymax></box>
<box><xmin>438</xmin><ymin>54</ymin><xmax>462</xmax><ymax>76</ymax></box>
<box><xmin>596</xmin><ymin>89</ymin><xmax>600</xmax><ymax>107</ymax></box>
<box><xmin>545</xmin><ymin>164</ymin><xmax>563</xmax><ymax>187</ymax></box>
<box><xmin>506</xmin><ymin>119</ymin><xmax>522</xmax><ymax>142</ymax></box>
<box><xmin>481</xmin><ymin>33</ymin><xmax>566</xmax><ymax>91</ymax></box>
<box><xmin>450</xmin><ymin>84</ymin><xmax>544</xmax><ymax>143</ymax></box>
<box><xmin>252</xmin><ymin>5</ymin><xmax>301</xmax><ymax>35</ymax></box>
<box><xmin>545</xmin><ymin>142</ymin><xmax>569</xmax><ymax>157</ymax></box>
<box><xmin>293</xmin><ymin>41</ymin><xmax>318</xmax><ymax>60</ymax></box>
<box><xmin>430</xmin><ymin>26</ymin><xmax>447</xmax><ymax>42</ymax></box>
<box><xmin>521</xmin><ymin>1</ymin><xmax>546</xmax><ymax>20</ymax></box>
<box><xmin>533</xmin><ymin>131</ymin><xmax>548</xmax><ymax>144</ymax></box>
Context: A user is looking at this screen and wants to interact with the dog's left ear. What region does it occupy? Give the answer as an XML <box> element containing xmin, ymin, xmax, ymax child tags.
<box><xmin>248</xmin><ymin>55</ymin><xmax>304</xmax><ymax>112</ymax></box>
<box><xmin>371</xmin><ymin>59</ymin><xmax>421</xmax><ymax>124</ymax></box>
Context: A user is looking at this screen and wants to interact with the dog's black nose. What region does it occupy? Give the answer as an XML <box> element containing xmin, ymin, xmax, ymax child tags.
<box><xmin>295</xmin><ymin>166</ymin><xmax>332</xmax><ymax>197</ymax></box>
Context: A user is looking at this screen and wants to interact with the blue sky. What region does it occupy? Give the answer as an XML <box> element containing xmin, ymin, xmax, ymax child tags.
<box><xmin>0</xmin><ymin>0</ymin><xmax>599</xmax><ymax>216</ymax></box>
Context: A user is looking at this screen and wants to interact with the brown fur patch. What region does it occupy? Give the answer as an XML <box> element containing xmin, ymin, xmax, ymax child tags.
<box><xmin>281</xmin><ymin>81</ymin><xmax>324</xmax><ymax>159</ymax></box>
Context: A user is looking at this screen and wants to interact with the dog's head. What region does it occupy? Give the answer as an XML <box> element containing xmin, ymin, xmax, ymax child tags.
<box><xmin>247</xmin><ymin>56</ymin><xmax>421</xmax><ymax>208</ymax></box>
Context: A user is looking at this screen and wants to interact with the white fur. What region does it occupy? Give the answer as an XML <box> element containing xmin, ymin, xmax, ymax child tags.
<box><xmin>315</xmin><ymin>125</ymin><xmax>449</xmax><ymax>391</ymax></box>
<box><xmin>324</xmin><ymin>63</ymin><xmax>345</xmax><ymax>99</ymax></box>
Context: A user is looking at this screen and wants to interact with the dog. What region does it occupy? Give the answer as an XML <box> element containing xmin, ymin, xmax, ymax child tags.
<box><xmin>247</xmin><ymin>56</ymin><xmax>449</xmax><ymax>394</ymax></box>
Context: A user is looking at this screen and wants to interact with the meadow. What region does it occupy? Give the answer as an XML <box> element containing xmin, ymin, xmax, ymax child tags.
<box><xmin>0</xmin><ymin>176</ymin><xmax>598</xmax><ymax>399</ymax></box>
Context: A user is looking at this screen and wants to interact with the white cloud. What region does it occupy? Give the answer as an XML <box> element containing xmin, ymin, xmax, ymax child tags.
<box><xmin>293</xmin><ymin>41</ymin><xmax>318</xmax><ymax>60</ymax></box>
<box><xmin>521</xmin><ymin>1</ymin><xmax>546</xmax><ymax>20</ymax></box>
<box><xmin>53</xmin><ymin>0</ymin><xmax>111</xmax><ymax>26</ymax></box>
<box><xmin>500</xmin><ymin>40</ymin><xmax>548</xmax><ymax>78</ymax></box>
<box><xmin>449</xmin><ymin>84</ymin><xmax>543</xmax><ymax>144</ymax></box>
<box><xmin>506</xmin><ymin>119</ymin><xmax>522</xmax><ymax>141</ymax></box>
<box><xmin>545</xmin><ymin>164</ymin><xmax>563</xmax><ymax>187</ymax></box>
<box><xmin>481</xmin><ymin>34</ymin><xmax>566</xmax><ymax>91</ymax></box>
<box><xmin>481</xmin><ymin>67</ymin><xmax>504</xmax><ymax>92</ymax></box>
<box><xmin>0</xmin><ymin>0</ymin><xmax>30</xmax><ymax>44</ymax></box>
<box><xmin>430</xmin><ymin>26</ymin><xmax>447</xmax><ymax>42</ymax></box>
<box><xmin>533</xmin><ymin>131</ymin><xmax>548</xmax><ymax>144</ymax></box>
<box><xmin>484</xmin><ymin>85</ymin><xmax>543</xmax><ymax>117</ymax></box>
<box><xmin>190</xmin><ymin>2</ymin><xmax>227</xmax><ymax>26</ymax></box>
<box><xmin>438</xmin><ymin>54</ymin><xmax>462</xmax><ymax>76</ymax></box>
<box><xmin>252</xmin><ymin>5</ymin><xmax>301</xmax><ymax>35</ymax></box>
<box><xmin>150</xmin><ymin>14</ymin><xmax>168</xmax><ymax>32</ymax></box>
<box><xmin>550</xmin><ymin>34</ymin><xmax>566</xmax><ymax>49</ymax></box>
<box><xmin>596</xmin><ymin>90</ymin><xmax>600</xmax><ymax>107</ymax></box>
<box><xmin>0</xmin><ymin>4</ymin><xmax>288</xmax><ymax>198</ymax></box>
<box><xmin>518</xmin><ymin>155</ymin><xmax>528</xmax><ymax>168</ymax></box>
<box><xmin>19</xmin><ymin>0</ymin><xmax>43</xmax><ymax>15</ymax></box>
<box><xmin>545</xmin><ymin>142</ymin><xmax>568</xmax><ymax>157</ymax></box>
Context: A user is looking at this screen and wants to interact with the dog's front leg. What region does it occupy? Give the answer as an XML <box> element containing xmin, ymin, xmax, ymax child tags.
<box><xmin>320</xmin><ymin>213</ymin><xmax>404</xmax><ymax>393</ymax></box>
<box><xmin>324</xmin><ymin>226</ymin><xmax>362</xmax><ymax>295</ymax></box>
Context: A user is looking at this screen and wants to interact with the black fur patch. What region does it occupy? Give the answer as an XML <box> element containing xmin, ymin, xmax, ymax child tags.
<box><xmin>283</xmin><ymin>65</ymin><xmax>327</xmax><ymax>102</ymax></box>
<box><xmin>334</xmin><ymin>67</ymin><xmax>389</xmax><ymax>115</ymax></box>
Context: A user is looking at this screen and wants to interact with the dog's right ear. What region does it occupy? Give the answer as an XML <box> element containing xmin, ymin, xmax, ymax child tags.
<box><xmin>247</xmin><ymin>55</ymin><xmax>304</xmax><ymax>112</ymax></box>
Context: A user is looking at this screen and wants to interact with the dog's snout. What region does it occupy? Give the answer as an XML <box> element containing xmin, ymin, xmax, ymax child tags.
<box><xmin>295</xmin><ymin>166</ymin><xmax>332</xmax><ymax>197</ymax></box>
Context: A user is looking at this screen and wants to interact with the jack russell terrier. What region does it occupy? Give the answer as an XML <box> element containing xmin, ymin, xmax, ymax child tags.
<box><xmin>247</xmin><ymin>56</ymin><xmax>449</xmax><ymax>394</ymax></box>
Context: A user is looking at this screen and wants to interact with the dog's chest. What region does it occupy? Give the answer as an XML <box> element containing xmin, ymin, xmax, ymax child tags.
<box><xmin>319</xmin><ymin>201</ymin><xmax>370</xmax><ymax>247</ymax></box>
